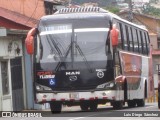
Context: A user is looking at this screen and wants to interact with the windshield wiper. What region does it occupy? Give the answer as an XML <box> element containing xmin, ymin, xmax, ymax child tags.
<box><xmin>55</xmin><ymin>28</ymin><xmax>74</xmax><ymax>72</ymax></box>
<box><xmin>55</xmin><ymin>43</ymin><xmax>71</xmax><ymax>71</ymax></box>
<box><xmin>46</xmin><ymin>35</ymin><xmax>68</xmax><ymax>70</ymax></box>
<box><xmin>55</xmin><ymin>32</ymin><xmax>93</xmax><ymax>73</ymax></box>
<box><xmin>74</xmin><ymin>41</ymin><xmax>93</xmax><ymax>73</ymax></box>
<box><xmin>46</xmin><ymin>36</ymin><xmax>62</xmax><ymax>57</ymax></box>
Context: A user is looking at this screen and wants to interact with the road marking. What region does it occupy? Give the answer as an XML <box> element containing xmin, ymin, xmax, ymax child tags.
<box><xmin>69</xmin><ymin>117</ymin><xmax>86</xmax><ymax>120</ymax></box>
<box><xmin>68</xmin><ymin>112</ymin><xmax>112</xmax><ymax>120</ymax></box>
<box><xmin>145</xmin><ymin>105</ymin><xmax>155</xmax><ymax>108</ymax></box>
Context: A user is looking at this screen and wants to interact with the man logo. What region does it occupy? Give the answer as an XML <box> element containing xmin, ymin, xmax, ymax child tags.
<box><xmin>66</xmin><ymin>71</ymin><xmax>80</xmax><ymax>76</ymax></box>
<box><xmin>69</xmin><ymin>76</ymin><xmax>77</xmax><ymax>81</ymax></box>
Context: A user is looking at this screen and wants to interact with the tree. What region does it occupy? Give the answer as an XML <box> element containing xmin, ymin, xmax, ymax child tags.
<box><xmin>142</xmin><ymin>2</ymin><xmax>160</xmax><ymax>17</ymax></box>
<box><xmin>71</xmin><ymin>0</ymin><xmax>117</xmax><ymax>7</ymax></box>
<box><xmin>105</xmin><ymin>6</ymin><xmax>120</xmax><ymax>14</ymax></box>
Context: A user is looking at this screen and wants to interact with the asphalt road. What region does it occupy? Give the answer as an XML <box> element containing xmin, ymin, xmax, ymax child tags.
<box><xmin>1</xmin><ymin>102</ymin><xmax>160</xmax><ymax>120</ymax></box>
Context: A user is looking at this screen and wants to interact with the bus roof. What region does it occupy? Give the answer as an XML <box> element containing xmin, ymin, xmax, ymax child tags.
<box><xmin>40</xmin><ymin>7</ymin><xmax>147</xmax><ymax>31</ymax></box>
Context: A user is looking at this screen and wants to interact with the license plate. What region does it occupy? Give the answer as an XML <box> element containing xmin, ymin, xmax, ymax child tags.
<box><xmin>69</xmin><ymin>93</ymin><xmax>79</xmax><ymax>99</ymax></box>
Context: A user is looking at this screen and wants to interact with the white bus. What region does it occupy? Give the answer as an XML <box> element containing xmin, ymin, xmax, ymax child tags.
<box><xmin>25</xmin><ymin>7</ymin><xmax>154</xmax><ymax>113</ymax></box>
<box><xmin>158</xmin><ymin>81</ymin><xmax>160</xmax><ymax>108</ymax></box>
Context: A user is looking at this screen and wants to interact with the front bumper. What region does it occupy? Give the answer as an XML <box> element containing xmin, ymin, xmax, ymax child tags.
<box><xmin>36</xmin><ymin>90</ymin><xmax>117</xmax><ymax>103</ymax></box>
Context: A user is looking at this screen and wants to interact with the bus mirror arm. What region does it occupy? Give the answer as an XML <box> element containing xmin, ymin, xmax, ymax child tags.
<box><xmin>105</xmin><ymin>29</ymin><xmax>111</xmax><ymax>56</ymax></box>
<box><xmin>25</xmin><ymin>28</ymin><xmax>37</xmax><ymax>55</ymax></box>
<box><xmin>110</xmin><ymin>24</ymin><xmax>119</xmax><ymax>47</ymax></box>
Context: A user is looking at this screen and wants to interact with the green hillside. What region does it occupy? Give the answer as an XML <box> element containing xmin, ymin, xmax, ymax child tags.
<box><xmin>71</xmin><ymin>0</ymin><xmax>117</xmax><ymax>7</ymax></box>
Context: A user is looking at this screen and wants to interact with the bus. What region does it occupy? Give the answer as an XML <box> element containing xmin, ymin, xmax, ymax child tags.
<box><xmin>25</xmin><ymin>7</ymin><xmax>154</xmax><ymax>113</ymax></box>
<box><xmin>158</xmin><ymin>81</ymin><xmax>160</xmax><ymax>109</ymax></box>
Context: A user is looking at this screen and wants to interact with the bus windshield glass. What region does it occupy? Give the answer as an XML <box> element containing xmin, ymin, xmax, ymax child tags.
<box><xmin>37</xmin><ymin>16</ymin><xmax>110</xmax><ymax>70</ymax></box>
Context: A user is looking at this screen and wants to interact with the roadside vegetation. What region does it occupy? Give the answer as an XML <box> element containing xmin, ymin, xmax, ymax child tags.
<box><xmin>142</xmin><ymin>4</ymin><xmax>160</xmax><ymax>17</ymax></box>
<box><xmin>104</xmin><ymin>6</ymin><xmax>120</xmax><ymax>14</ymax></box>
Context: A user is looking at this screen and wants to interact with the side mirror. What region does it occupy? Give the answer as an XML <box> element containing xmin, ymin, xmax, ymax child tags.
<box><xmin>25</xmin><ymin>35</ymin><xmax>34</xmax><ymax>54</ymax></box>
<box><xmin>111</xmin><ymin>27</ymin><xmax>119</xmax><ymax>46</ymax></box>
<box><xmin>25</xmin><ymin>28</ymin><xmax>36</xmax><ymax>55</ymax></box>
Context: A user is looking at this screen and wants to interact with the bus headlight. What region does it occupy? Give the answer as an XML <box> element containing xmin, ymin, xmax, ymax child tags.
<box><xmin>97</xmin><ymin>81</ymin><xmax>115</xmax><ymax>89</ymax></box>
<box><xmin>36</xmin><ymin>84</ymin><xmax>52</xmax><ymax>91</ymax></box>
<box><xmin>109</xmin><ymin>83</ymin><xmax>114</xmax><ymax>88</ymax></box>
<box><xmin>97</xmin><ymin>84</ymin><xmax>106</xmax><ymax>89</ymax></box>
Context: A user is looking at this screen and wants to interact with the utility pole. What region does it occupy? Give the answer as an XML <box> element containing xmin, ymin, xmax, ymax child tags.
<box><xmin>129</xmin><ymin>0</ymin><xmax>133</xmax><ymax>22</ymax></box>
<box><xmin>68</xmin><ymin>0</ymin><xmax>71</xmax><ymax>6</ymax></box>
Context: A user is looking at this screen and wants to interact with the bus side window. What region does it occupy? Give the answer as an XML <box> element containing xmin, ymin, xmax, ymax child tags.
<box><xmin>132</xmin><ymin>28</ymin><xmax>138</xmax><ymax>53</ymax></box>
<box><xmin>128</xmin><ymin>27</ymin><xmax>134</xmax><ymax>52</ymax></box>
<box><xmin>130</xmin><ymin>27</ymin><xmax>135</xmax><ymax>52</ymax></box>
<box><xmin>140</xmin><ymin>31</ymin><xmax>145</xmax><ymax>54</ymax></box>
<box><xmin>125</xmin><ymin>25</ymin><xmax>130</xmax><ymax>51</ymax></box>
<box><xmin>147</xmin><ymin>33</ymin><xmax>150</xmax><ymax>55</ymax></box>
<box><xmin>137</xmin><ymin>30</ymin><xmax>143</xmax><ymax>54</ymax></box>
<box><xmin>142</xmin><ymin>32</ymin><xmax>147</xmax><ymax>55</ymax></box>
<box><xmin>119</xmin><ymin>23</ymin><xmax>124</xmax><ymax>50</ymax></box>
<box><xmin>122</xmin><ymin>24</ymin><xmax>128</xmax><ymax>50</ymax></box>
<box><xmin>145</xmin><ymin>32</ymin><xmax>149</xmax><ymax>55</ymax></box>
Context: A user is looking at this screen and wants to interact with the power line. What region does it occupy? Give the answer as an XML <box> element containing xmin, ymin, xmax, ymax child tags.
<box><xmin>9</xmin><ymin>0</ymin><xmax>16</xmax><ymax>12</ymax></box>
<box><xmin>129</xmin><ymin>0</ymin><xmax>133</xmax><ymax>22</ymax></box>
<box><xmin>24</xmin><ymin>0</ymin><xmax>39</xmax><ymax>25</ymax></box>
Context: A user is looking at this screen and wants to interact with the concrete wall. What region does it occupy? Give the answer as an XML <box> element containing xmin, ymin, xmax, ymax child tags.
<box><xmin>0</xmin><ymin>35</ymin><xmax>23</xmax><ymax>111</ymax></box>
<box><xmin>150</xmin><ymin>33</ymin><xmax>158</xmax><ymax>49</ymax></box>
<box><xmin>150</xmin><ymin>33</ymin><xmax>160</xmax><ymax>89</ymax></box>
<box><xmin>0</xmin><ymin>37</ymin><xmax>23</xmax><ymax>57</ymax></box>
<box><xmin>153</xmin><ymin>55</ymin><xmax>160</xmax><ymax>89</ymax></box>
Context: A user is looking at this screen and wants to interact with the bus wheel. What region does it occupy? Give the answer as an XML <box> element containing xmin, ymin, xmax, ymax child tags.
<box><xmin>127</xmin><ymin>100</ymin><xmax>136</xmax><ymax>108</ymax></box>
<box><xmin>50</xmin><ymin>102</ymin><xmax>62</xmax><ymax>114</ymax></box>
<box><xmin>158</xmin><ymin>96</ymin><xmax>160</xmax><ymax>109</ymax></box>
<box><xmin>136</xmin><ymin>99</ymin><xmax>145</xmax><ymax>107</ymax></box>
<box><xmin>80</xmin><ymin>101</ymin><xmax>89</xmax><ymax>111</ymax></box>
<box><xmin>89</xmin><ymin>101</ymin><xmax>98</xmax><ymax>111</ymax></box>
<box><xmin>112</xmin><ymin>101</ymin><xmax>123</xmax><ymax>109</ymax></box>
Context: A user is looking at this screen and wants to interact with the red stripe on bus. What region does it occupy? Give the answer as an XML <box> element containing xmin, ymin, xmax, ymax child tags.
<box><xmin>80</xmin><ymin>98</ymin><xmax>85</xmax><ymax>101</ymax></box>
<box><xmin>70</xmin><ymin>99</ymin><xmax>75</xmax><ymax>101</ymax></box>
<box><xmin>61</xmin><ymin>98</ymin><xmax>65</xmax><ymax>101</ymax></box>
<box><xmin>95</xmin><ymin>97</ymin><xmax>98</xmax><ymax>99</ymax></box>
<box><xmin>51</xmin><ymin>98</ymin><xmax>56</xmax><ymax>101</ymax></box>
<box><xmin>42</xmin><ymin>98</ymin><xmax>46</xmax><ymax>102</ymax></box>
<box><xmin>89</xmin><ymin>97</ymin><xmax>95</xmax><ymax>100</ymax></box>
<box><xmin>112</xmin><ymin>96</ymin><xmax>115</xmax><ymax>100</ymax></box>
<box><xmin>103</xmin><ymin>97</ymin><xmax>108</xmax><ymax>99</ymax></box>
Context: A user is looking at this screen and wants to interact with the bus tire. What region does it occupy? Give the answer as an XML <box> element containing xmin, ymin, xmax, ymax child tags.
<box><xmin>124</xmin><ymin>79</ymin><xmax>128</xmax><ymax>100</ymax></box>
<box><xmin>50</xmin><ymin>102</ymin><xmax>62</xmax><ymax>114</ymax></box>
<box><xmin>112</xmin><ymin>101</ymin><xmax>123</xmax><ymax>109</ymax></box>
<box><xmin>158</xmin><ymin>93</ymin><xmax>160</xmax><ymax>109</ymax></box>
<box><xmin>127</xmin><ymin>100</ymin><xmax>136</xmax><ymax>108</ymax></box>
<box><xmin>136</xmin><ymin>99</ymin><xmax>145</xmax><ymax>107</ymax></box>
<box><xmin>89</xmin><ymin>101</ymin><xmax>98</xmax><ymax>111</ymax></box>
<box><xmin>80</xmin><ymin>101</ymin><xmax>89</xmax><ymax>111</ymax></box>
<box><xmin>137</xmin><ymin>84</ymin><xmax>146</xmax><ymax>107</ymax></box>
<box><xmin>158</xmin><ymin>99</ymin><xmax>160</xmax><ymax>109</ymax></box>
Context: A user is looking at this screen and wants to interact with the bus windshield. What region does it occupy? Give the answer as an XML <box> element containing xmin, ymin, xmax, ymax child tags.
<box><xmin>37</xmin><ymin>17</ymin><xmax>110</xmax><ymax>70</ymax></box>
